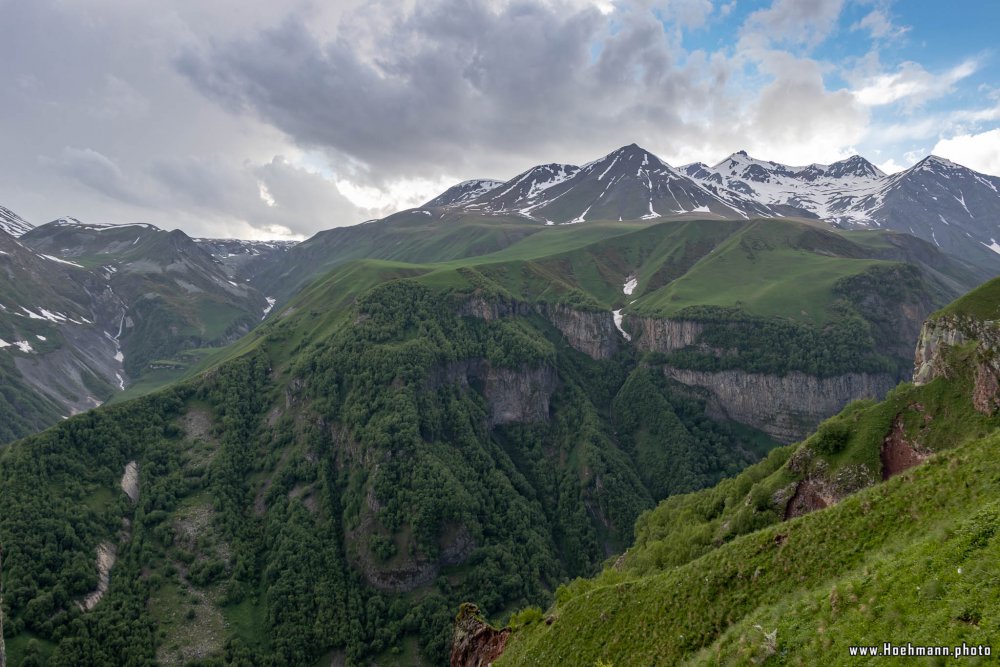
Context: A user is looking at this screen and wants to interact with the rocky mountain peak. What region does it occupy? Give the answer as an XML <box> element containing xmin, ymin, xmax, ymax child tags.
<box><xmin>423</xmin><ymin>178</ymin><xmax>504</xmax><ymax>208</ymax></box>
<box><xmin>0</xmin><ymin>205</ymin><xmax>34</xmax><ymax>237</ymax></box>
<box><xmin>825</xmin><ymin>155</ymin><xmax>885</xmax><ymax>180</ymax></box>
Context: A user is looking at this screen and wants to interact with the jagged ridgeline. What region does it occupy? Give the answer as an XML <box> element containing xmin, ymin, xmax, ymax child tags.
<box><xmin>0</xmin><ymin>220</ymin><xmax>276</xmax><ymax>444</ymax></box>
<box><xmin>489</xmin><ymin>277</ymin><xmax>1000</xmax><ymax>666</ymax></box>
<box><xmin>0</xmin><ymin>216</ymin><xmax>987</xmax><ymax>665</ymax></box>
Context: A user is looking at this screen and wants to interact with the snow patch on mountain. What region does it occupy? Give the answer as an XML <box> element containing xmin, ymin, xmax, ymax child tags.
<box><xmin>40</xmin><ymin>253</ymin><xmax>85</xmax><ymax>268</ymax></box>
<box><xmin>262</xmin><ymin>296</ymin><xmax>276</xmax><ymax>319</ymax></box>
<box><xmin>0</xmin><ymin>205</ymin><xmax>34</xmax><ymax>236</ymax></box>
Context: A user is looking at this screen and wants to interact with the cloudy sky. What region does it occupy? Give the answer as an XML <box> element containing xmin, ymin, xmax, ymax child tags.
<box><xmin>3</xmin><ymin>0</ymin><xmax>999</xmax><ymax>240</ymax></box>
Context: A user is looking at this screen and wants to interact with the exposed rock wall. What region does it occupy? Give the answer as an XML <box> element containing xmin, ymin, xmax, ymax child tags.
<box><xmin>537</xmin><ymin>304</ymin><xmax>619</xmax><ymax>359</ymax></box>
<box><xmin>483</xmin><ymin>365</ymin><xmax>558</xmax><ymax>426</ymax></box>
<box><xmin>913</xmin><ymin>316</ymin><xmax>970</xmax><ymax>385</ymax></box>
<box><xmin>457</xmin><ymin>295</ymin><xmax>530</xmax><ymax>321</ymax></box>
<box><xmin>78</xmin><ymin>542</ymin><xmax>117</xmax><ymax>611</ymax></box>
<box><xmin>913</xmin><ymin>314</ymin><xmax>1000</xmax><ymax>414</ymax></box>
<box><xmin>458</xmin><ymin>294</ymin><xmax>622</xmax><ymax>360</ymax></box>
<box><xmin>631</xmin><ymin>317</ymin><xmax>704</xmax><ymax>354</ymax></box>
<box><xmin>450</xmin><ymin>603</ymin><xmax>511</xmax><ymax>667</ymax></box>
<box><xmin>880</xmin><ymin>414</ymin><xmax>931</xmax><ymax>480</ymax></box>
<box><xmin>120</xmin><ymin>461</ymin><xmax>139</xmax><ymax>503</ymax></box>
<box><xmin>425</xmin><ymin>358</ymin><xmax>557</xmax><ymax>426</ymax></box>
<box><xmin>663</xmin><ymin>367</ymin><xmax>897</xmax><ymax>443</ymax></box>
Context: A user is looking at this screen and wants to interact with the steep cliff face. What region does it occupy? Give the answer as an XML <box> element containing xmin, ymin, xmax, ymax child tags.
<box><xmin>459</xmin><ymin>294</ymin><xmax>621</xmax><ymax>360</ymax></box>
<box><xmin>631</xmin><ymin>317</ymin><xmax>703</xmax><ymax>354</ymax></box>
<box><xmin>426</xmin><ymin>359</ymin><xmax>558</xmax><ymax>426</ymax></box>
<box><xmin>913</xmin><ymin>313</ymin><xmax>1000</xmax><ymax>414</ymax></box>
<box><xmin>537</xmin><ymin>304</ymin><xmax>619</xmax><ymax>360</ymax></box>
<box><xmin>450</xmin><ymin>604</ymin><xmax>511</xmax><ymax>667</ymax></box>
<box><xmin>457</xmin><ymin>295</ymin><xmax>531</xmax><ymax>321</ymax></box>
<box><xmin>484</xmin><ymin>365</ymin><xmax>558</xmax><ymax>426</ymax></box>
<box><xmin>663</xmin><ymin>367</ymin><xmax>896</xmax><ymax>443</ymax></box>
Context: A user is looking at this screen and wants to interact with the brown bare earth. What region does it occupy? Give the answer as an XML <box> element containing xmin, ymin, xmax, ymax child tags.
<box><xmin>784</xmin><ymin>479</ymin><xmax>836</xmax><ymax>520</ymax></box>
<box><xmin>449</xmin><ymin>603</ymin><xmax>511</xmax><ymax>667</ymax></box>
<box><xmin>880</xmin><ymin>414</ymin><xmax>930</xmax><ymax>480</ymax></box>
<box><xmin>973</xmin><ymin>361</ymin><xmax>1000</xmax><ymax>415</ymax></box>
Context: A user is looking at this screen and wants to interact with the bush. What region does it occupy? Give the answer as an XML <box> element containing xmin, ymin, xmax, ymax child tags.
<box><xmin>509</xmin><ymin>606</ymin><xmax>544</xmax><ymax>629</ymax></box>
<box><xmin>813</xmin><ymin>419</ymin><xmax>852</xmax><ymax>455</ymax></box>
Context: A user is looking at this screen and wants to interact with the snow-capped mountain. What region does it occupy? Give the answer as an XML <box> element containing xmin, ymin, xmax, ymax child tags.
<box><xmin>460</xmin><ymin>164</ymin><xmax>580</xmax><ymax>216</ymax></box>
<box><xmin>428</xmin><ymin>144</ymin><xmax>1000</xmax><ymax>270</ymax></box>
<box><xmin>0</xmin><ymin>204</ymin><xmax>34</xmax><ymax>236</ymax></box>
<box><xmin>682</xmin><ymin>151</ymin><xmax>888</xmax><ymax>225</ymax></box>
<box><xmin>853</xmin><ymin>156</ymin><xmax>1000</xmax><ymax>264</ymax></box>
<box><xmin>194</xmin><ymin>237</ymin><xmax>296</xmax><ymax>281</ymax></box>
<box><xmin>0</xmin><ymin>226</ymin><xmax>125</xmax><ymax>423</ymax></box>
<box><xmin>684</xmin><ymin>151</ymin><xmax>1000</xmax><ymax>267</ymax></box>
<box><xmin>0</xmin><ymin>217</ymin><xmax>273</xmax><ymax>427</ymax></box>
<box><xmin>460</xmin><ymin>144</ymin><xmax>777</xmax><ymax>223</ymax></box>
<box><xmin>424</xmin><ymin>178</ymin><xmax>505</xmax><ymax>208</ymax></box>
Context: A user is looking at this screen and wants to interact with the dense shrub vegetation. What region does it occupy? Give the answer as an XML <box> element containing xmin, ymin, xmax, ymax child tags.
<box><xmin>0</xmin><ymin>279</ymin><xmax>778</xmax><ymax>665</ymax></box>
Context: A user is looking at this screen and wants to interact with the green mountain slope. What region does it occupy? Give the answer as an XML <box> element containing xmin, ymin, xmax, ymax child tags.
<box><xmin>0</xmin><ymin>230</ymin><xmax>123</xmax><ymax>439</ymax></box>
<box><xmin>0</xmin><ymin>265</ymin><xmax>774</xmax><ymax>666</ymax></box>
<box><xmin>0</xmin><ymin>216</ymin><xmax>992</xmax><ymax>666</ymax></box>
<box><xmin>490</xmin><ymin>278</ymin><xmax>1000</xmax><ymax>666</ymax></box>
<box><xmin>19</xmin><ymin>220</ymin><xmax>270</xmax><ymax>396</ymax></box>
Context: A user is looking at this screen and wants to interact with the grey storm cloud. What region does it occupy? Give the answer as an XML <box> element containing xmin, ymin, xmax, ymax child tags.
<box><xmin>47</xmin><ymin>147</ymin><xmax>144</xmax><ymax>206</ymax></box>
<box><xmin>7</xmin><ymin>0</ymin><xmax>972</xmax><ymax>239</ymax></box>
<box><xmin>175</xmin><ymin>0</ymin><xmax>708</xmax><ymax>181</ymax></box>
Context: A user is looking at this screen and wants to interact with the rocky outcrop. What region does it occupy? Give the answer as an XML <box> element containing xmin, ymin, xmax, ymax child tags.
<box><xmin>457</xmin><ymin>295</ymin><xmax>530</xmax><ymax>321</ymax></box>
<box><xmin>450</xmin><ymin>603</ymin><xmax>511</xmax><ymax>667</ymax></box>
<box><xmin>457</xmin><ymin>294</ymin><xmax>620</xmax><ymax>360</ymax></box>
<box><xmin>880</xmin><ymin>414</ymin><xmax>931</xmax><ymax>479</ymax></box>
<box><xmin>973</xmin><ymin>362</ymin><xmax>1000</xmax><ymax>415</ymax></box>
<box><xmin>426</xmin><ymin>359</ymin><xmax>557</xmax><ymax>426</ymax></box>
<box><xmin>913</xmin><ymin>314</ymin><xmax>1000</xmax><ymax>414</ymax></box>
<box><xmin>484</xmin><ymin>365</ymin><xmax>558</xmax><ymax>426</ymax></box>
<box><xmin>913</xmin><ymin>316</ymin><xmax>970</xmax><ymax>385</ymax></box>
<box><xmin>784</xmin><ymin>477</ymin><xmax>839</xmax><ymax>519</ymax></box>
<box><xmin>120</xmin><ymin>461</ymin><xmax>139</xmax><ymax>503</ymax></box>
<box><xmin>664</xmin><ymin>367</ymin><xmax>896</xmax><ymax>443</ymax></box>
<box><xmin>538</xmin><ymin>304</ymin><xmax>619</xmax><ymax>359</ymax></box>
<box><xmin>783</xmin><ymin>446</ymin><xmax>877</xmax><ymax>519</ymax></box>
<box><xmin>631</xmin><ymin>317</ymin><xmax>704</xmax><ymax>354</ymax></box>
<box><xmin>78</xmin><ymin>542</ymin><xmax>117</xmax><ymax>611</ymax></box>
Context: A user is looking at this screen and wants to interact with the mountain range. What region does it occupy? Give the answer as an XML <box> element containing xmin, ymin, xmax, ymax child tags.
<box><xmin>0</xmin><ymin>217</ymin><xmax>287</xmax><ymax>441</ymax></box>
<box><xmin>0</xmin><ymin>143</ymin><xmax>999</xmax><ymax>666</ymax></box>
<box><xmin>427</xmin><ymin>144</ymin><xmax>1000</xmax><ymax>272</ymax></box>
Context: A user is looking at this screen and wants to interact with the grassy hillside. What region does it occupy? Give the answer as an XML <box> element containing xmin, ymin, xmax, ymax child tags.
<box><xmin>934</xmin><ymin>275</ymin><xmax>1000</xmax><ymax>321</ymax></box>
<box><xmin>0</xmin><ymin>268</ymin><xmax>774</xmax><ymax>666</ymax></box>
<box><xmin>0</xmin><ymin>215</ymin><xmax>991</xmax><ymax>665</ymax></box>
<box><xmin>495</xmin><ymin>298</ymin><xmax>1000</xmax><ymax>666</ymax></box>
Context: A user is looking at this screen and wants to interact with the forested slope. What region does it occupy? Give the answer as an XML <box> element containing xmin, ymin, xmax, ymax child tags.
<box><xmin>491</xmin><ymin>278</ymin><xmax>1000</xmax><ymax>666</ymax></box>
<box><xmin>0</xmin><ymin>268</ymin><xmax>770</xmax><ymax>665</ymax></box>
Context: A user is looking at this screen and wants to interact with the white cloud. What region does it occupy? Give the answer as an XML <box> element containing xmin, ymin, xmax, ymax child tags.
<box><xmin>932</xmin><ymin>129</ymin><xmax>1000</xmax><ymax>176</ymax></box>
<box><xmin>853</xmin><ymin>60</ymin><xmax>978</xmax><ymax>107</ymax></box>
<box><xmin>743</xmin><ymin>54</ymin><xmax>868</xmax><ymax>165</ymax></box>
<box><xmin>738</xmin><ymin>0</ymin><xmax>845</xmax><ymax>51</ymax></box>
<box><xmin>876</xmin><ymin>157</ymin><xmax>907</xmax><ymax>174</ymax></box>
<box><xmin>851</xmin><ymin>9</ymin><xmax>909</xmax><ymax>40</ymax></box>
<box><xmin>1</xmin><ymin>0</ymin><xmax>995</xmax><ymax>239</ymax></box>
